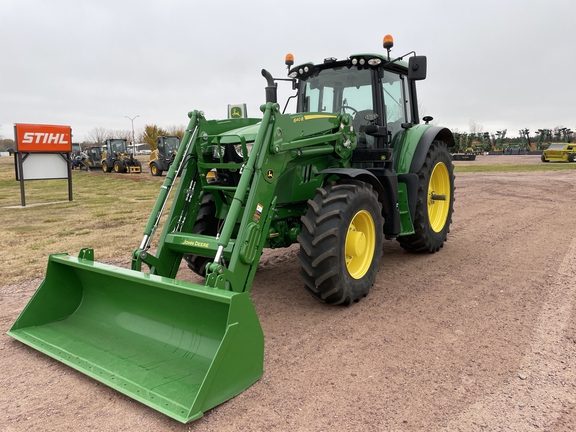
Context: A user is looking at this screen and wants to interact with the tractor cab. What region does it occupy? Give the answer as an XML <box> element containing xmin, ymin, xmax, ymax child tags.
<box><xmin>109</xmin><ymin>138</ymin><xmax>128</xmax><ymax>155</ymax></box>
<box><xmin>86</xmin><ymin>146</ymin><xmax>103</xmax><ymax>168</ymax></box>
<box><xmin>87</xmin><ymin>146</ymin><xmax>102</xmax><ymax>161</ymax></box>
<box><xmin>286</xmin><ymin>36</ymin><xmax>427</xmax><ymax>151</ymax></box>
<box><xmin>158</xmin><ymin>136</ymin><xmax>180</xmax><ymax>158</ymax></box>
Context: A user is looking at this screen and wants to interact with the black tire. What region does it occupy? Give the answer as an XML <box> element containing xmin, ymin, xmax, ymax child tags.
<box><xmin>151</xmin><ymin>162</ymin><xmax>162</xmax><ymax>176</ymax></box>
<box><xmin>113</xmin><ymin>161</ymin><xmax>125</xmax><ymax>173</ymax></box>
<box><xmin>398</xmin><ymin>140</ymin><xmax>454</xmax><ymax>253</ymax></box>
<box><xmin>541</xmin><ymin>155</ymin><xmax>549</xmax><ymax>162</ymax></box>
<box><xmin>135</xmin><ymin>160</ymin><xmax>142</xmax><ymax>173</ymax></box>
<box><xmin>102</xmin><ymin>161</ymin><xmax>112</xmax><ymax>172</ymax></box>
<box><xmin>183</xmin><ymin>193</ymin><xmax>221</xmax><ymax>277</ymax></box>
<box><xmin>297</xmin><ymin>179</ymin><xmax>384</xmax><ymax>305</ymax></box>
<box><xmin>568</xmin><ymin>154</ymin><xmax>575</xmax><ymax>163</ymax></box>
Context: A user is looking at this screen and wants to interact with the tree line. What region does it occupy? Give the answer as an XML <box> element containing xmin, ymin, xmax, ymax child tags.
<box><xmin>83</xmin><ymin>124</ymin><xmax>186</xmax><ymax>151</ymax></box>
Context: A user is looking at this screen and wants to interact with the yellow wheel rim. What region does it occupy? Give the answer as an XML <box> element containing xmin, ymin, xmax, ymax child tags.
<box><xmin>428</xmin><ymin>162</ymin><xmax>451</xmax><ymax>232</ymax></box>
<box><xmin>345</xmin><ymin>210</ymin><xmax>376</xmax><ymax>279</ymax></box>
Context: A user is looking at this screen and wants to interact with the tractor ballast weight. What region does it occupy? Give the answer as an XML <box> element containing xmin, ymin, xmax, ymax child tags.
<box><xmin>9</xmin><ymin>37</ymin><xmax>455</xmax><ymax>423</ymax></box>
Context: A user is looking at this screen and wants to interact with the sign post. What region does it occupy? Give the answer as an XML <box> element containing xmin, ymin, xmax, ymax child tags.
<box><xmin>13</xmin><ymin>123</ymin><xmax>73</xmax><ymax>206</ymax></box>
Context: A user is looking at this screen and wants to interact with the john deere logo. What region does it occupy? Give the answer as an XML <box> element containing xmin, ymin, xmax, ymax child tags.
<box><xmin>231</xmin><ymin>107</ymin><xmax>242</xmax><ymax>118</ymax></box>
<box><xmin>266</xmin><ymin>169</ymin><xmax>274</xmax><ymax>179</ymax></box>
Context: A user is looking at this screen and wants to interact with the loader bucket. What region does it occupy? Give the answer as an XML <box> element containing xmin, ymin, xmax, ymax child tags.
<box><xmin>8</xmin><ymin>253</ymin><xmax>264</xmax><ymax>423</ymax></box>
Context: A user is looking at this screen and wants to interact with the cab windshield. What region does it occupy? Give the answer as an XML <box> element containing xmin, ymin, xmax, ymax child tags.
<box><xmin>301</xmin><ymin>67</ymin><xmax>373</xmax><ymax>116</ymax></box>
<box><xmin>164</xmin><ymin>137</ymin><xmax>180</xmax><ymax>152</ymax></box>
<box><xmin>110</xmin><ymin>140</ymin><xmax>126</xmax><ymax>153</ymax></box>
<box><xmin>301</xmin><ymin>67</ymin><xmax>375</xmax><ymax>147</ymax></box>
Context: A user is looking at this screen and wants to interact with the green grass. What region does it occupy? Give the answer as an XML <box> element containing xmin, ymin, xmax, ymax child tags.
<box><xmin>0</xmin><ymin>157</ymin><xmax>167</xmax><ymax>285</ymax></box>
<box><xmin>7</xmin><ymin>225</ymin><xmax>41</xmax><ymax>234</ymax></box>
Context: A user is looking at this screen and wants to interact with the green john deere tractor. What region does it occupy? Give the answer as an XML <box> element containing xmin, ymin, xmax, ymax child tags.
<box><xmin>9</xmin><ymin>35</ymin><xmax>455</xmax><ymax>423</ymax></box>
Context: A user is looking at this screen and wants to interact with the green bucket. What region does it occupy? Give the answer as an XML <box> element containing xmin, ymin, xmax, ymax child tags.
<box><xmin>8</xmin><ymin>253</ymin><xmax>264</xmax><ymax>423</ymax></box>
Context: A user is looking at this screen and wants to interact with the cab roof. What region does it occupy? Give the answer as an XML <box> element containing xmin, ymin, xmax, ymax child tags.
<box><xmin>288</xmin><ymin>53</ymin><xmax>409</xmax><ymax>81</ymax></box>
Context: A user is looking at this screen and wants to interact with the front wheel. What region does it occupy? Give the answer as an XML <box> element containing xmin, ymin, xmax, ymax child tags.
<box><xmin>398</xmin><ymin>140</ymin><xmax>455</xmax><ymax>253</ymax></box>
<box><xmin>150</xmin><ymin>162</ymin><xmax>162</xmax><ymax>176</ymax></box>
<box><xmin>113</xmin><ymin>161</ymin><xmax>125</xmax><ymax>173</ymax></box>
<box><xmin>183</xmin><ymin>193</ymin><xmax>222</xmax><ymax>277</ymax></box>
<box><xmin>297</xmin><ymin>180</ymin><xmax>383</xmax><ymax>305</ymax></box>
<box><xmin>102</xmin><ymin>161</ymin><xmax>112</xmax><ymax>173</ymax></box>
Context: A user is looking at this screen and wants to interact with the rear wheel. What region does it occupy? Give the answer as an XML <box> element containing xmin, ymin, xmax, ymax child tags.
<box><xmin>183</xmin><ymin>193</ymin><xmax>222</xmax><ymax>277</ymax></box>
<box><xmin>398</xmin><ymin>140</ymin><xmax>454</xmax><ymax>253</ymax></box>
<box><xmin>569</xmin><ymin>154</ymin><xmax>575</xmax><ymax>163</ymax></box>
<box><xmin>297</xmin><ymin>180</ymin><xmax>383</xmax><ymax>305</ymax></box>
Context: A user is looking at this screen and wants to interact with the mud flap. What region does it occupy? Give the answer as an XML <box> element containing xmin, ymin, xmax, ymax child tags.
<box><xmin>7</xmin><ymin>253</ymin><xmax>264</xmax><ymax>423</ymax></box>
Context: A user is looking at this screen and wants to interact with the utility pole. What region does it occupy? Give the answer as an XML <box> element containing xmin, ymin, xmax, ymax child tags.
<box><xmin>125</xmin><ymin>115</ymin><xmax>140</xmax><ymax>154</ymax></box>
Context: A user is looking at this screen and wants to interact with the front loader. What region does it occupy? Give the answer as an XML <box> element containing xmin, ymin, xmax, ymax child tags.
<box><xmin>101</xmin><ymin>138</ymin><xmax>143</xmax><ymax>173</ymax></box>
<box><xmin>149</xmin><ymin>135</ymin><xmax>180</xmax><ymax>176</ymax></box>
<box><xmin>9</xmin><ymin>35</ymin><xmax>455</xmax><ymax>423</ymax></box>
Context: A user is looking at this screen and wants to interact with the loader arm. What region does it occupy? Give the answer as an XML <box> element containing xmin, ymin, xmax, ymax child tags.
<box><xmin>132</xmin><ymin>103</ymin><xmax>354</xmax><ymax>293</ymax></box>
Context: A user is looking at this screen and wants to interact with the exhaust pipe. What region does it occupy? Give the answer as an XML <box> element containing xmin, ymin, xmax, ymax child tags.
<box><xmin>261</xmin><ymin>69</ymin><xmax>277</xmax><ymax>104</ymax></box>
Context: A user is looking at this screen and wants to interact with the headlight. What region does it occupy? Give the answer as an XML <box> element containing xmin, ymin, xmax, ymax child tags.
<box><xmin>212</xmin><ymin>142</ymin><xmax>254</xmax><ymax>161</ymax></box>
<box><xmin>234</xmin><ymin>142</ymin><xmax>253</xmax><ymax>159</ymax></box>
<box><xmin>212</xmin><ymin>145</ymin><xmax>224</xmax><ymax>159</ymax></box>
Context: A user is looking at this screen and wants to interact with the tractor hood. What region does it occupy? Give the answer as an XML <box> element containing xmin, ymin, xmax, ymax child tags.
<box><xmin>218</xmin><ymin>121</ymin><xmax>261</xmax><ymax>144</ymax></box>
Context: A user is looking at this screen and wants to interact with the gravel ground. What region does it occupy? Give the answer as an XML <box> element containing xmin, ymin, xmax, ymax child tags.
<box><xmin>2</xmin><ymin>155</ymin><xmax>575</xmax><ymax>431</ymax></box>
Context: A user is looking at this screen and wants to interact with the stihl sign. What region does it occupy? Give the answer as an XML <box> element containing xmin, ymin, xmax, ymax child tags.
<box><xmin>15</xmin><ymin>123</ymin><xmax>72</xmax><ymax>153</ymax></box>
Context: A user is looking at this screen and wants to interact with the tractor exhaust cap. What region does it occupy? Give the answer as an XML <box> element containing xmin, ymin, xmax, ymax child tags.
<box><xmin>261</xmin><ymin>69</ymin><xmax>277</xmax><ymax>104</ymax></box>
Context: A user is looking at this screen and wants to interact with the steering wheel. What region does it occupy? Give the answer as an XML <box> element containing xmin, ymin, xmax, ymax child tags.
<box><xmin>335</xmin><ymin>105</ymin><xmax>359</xmax><ymax>115</ymax></box>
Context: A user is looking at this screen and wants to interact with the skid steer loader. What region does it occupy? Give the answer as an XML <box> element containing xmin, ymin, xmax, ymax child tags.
<box><xmin>9</xmin><ymin>35</ymin><xmax>455</xmax><ymax>423</ymax></box>
<box><xmin>101</xmin><ymin>138</ymin><xmax>142</xmax><ymax>173</ymax></box>
<box><xmin>149</xmin><ymin>135</ymin><xmax>180</xmax><ymax>176</ymax></box>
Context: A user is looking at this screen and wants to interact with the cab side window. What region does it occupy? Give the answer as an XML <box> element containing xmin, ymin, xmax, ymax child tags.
<box><xmin>382</xmin><ymin>72</ymin><xmax>409</xmax><ymax>138</ymax></box>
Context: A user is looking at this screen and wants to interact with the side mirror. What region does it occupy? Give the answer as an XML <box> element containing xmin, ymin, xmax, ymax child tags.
<box><xmin>408</xmin><ymin>56</ymin><xmax>427</xmax><ymax>81</ymax></box>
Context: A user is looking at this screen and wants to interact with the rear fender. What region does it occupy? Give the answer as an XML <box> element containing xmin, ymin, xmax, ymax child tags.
<box><xmin>395</xmin><ymin>125</ymin><xmax>455</xmax><ymax>175</ymax></box>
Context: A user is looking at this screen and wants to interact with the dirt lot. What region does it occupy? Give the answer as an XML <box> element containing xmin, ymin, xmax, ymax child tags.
<box><xmin>1</xmin><ymin>155</ymin><xmax>576</xmax><ymax>431</ymax></box>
